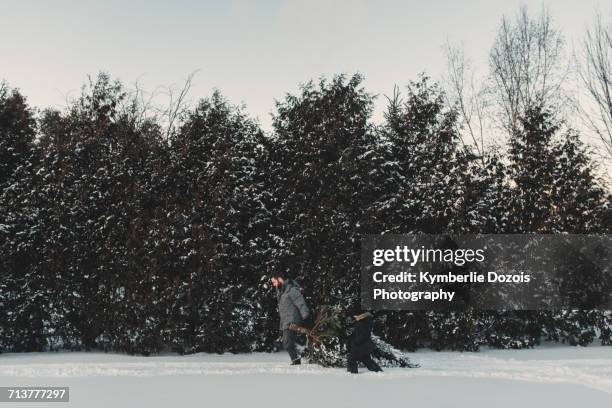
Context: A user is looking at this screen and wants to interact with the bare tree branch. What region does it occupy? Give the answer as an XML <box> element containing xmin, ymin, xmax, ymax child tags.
<box><xmin>579</xmin><ymin>10</ymin><xmax>612</xmax><ymax>157</ymax></box>
<box><xmin>443</xmin><ymin>41</ymin><xmax>489</xmax><ymax>164</ymax></box>
<box><xmin>164</xmin><ymin>70</ymin><xmax>199</xmax><ymax>140</ymax></box>
<box><xmin>489</xmin><ymin>6</ymin><xmax>569</xmax><ymax>135</ymax></box>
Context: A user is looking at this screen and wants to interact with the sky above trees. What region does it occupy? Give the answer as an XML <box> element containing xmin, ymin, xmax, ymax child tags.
<box><xmin>0</xmin><ymin>0</ymin><xmax>606</xmax><ymax>130</ymax></box>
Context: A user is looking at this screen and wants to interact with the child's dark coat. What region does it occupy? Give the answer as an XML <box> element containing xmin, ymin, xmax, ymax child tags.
<box><xmin>347</xmin><ymin>312</ymin><xmax>383</xmax><ymax>374</ymax></box>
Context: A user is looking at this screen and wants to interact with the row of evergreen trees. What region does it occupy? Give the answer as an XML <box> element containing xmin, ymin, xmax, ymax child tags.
<box><xmin>1</xmin><ymin>73</ymin><xmax>610</xmax><ymax>355</ymax></box>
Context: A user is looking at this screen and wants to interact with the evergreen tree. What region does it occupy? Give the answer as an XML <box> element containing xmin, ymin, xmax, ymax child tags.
<box><xmin>165</xmin><ymin>91</ymin><xmax>270</xmax><ymax>353</ymax></box>
<box><xmin>549</xmin><ymin>130</ymin><xmax>606</xmax><ymax>233</ymax></box>
<box><xmin>503</xmin><ymin>104</ymin><xmax>610</xmax><ymax>347</ymax></box>
<box><xmin>0</xmin><ymin>83</ymin><xmax>40</xmax><ymax>351</ymax></box>
<box><xmin>376</xmin><ymin>76</ymin><xmax>480</xmax><ymax>351</ymax></box>
<box><xmin>508</xmin><ymin>104</ymin><xmax>558</xmax><ymax>233</ymax></box>
<box><xmin>0</xmin><ymin>83</ymin><xmax>36</xmax><ymax>188</ymax></box>
<box><xmin>378</xmin><ymin>76</ymin><xmax>467</xmax><ymax>234</ymax></box>
<box><xmin>268</xmin><ymin>74</ymin><xmax>380</xmax><ymax>313</ymax></box>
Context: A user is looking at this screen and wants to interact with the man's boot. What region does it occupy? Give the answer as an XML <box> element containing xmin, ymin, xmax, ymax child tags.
<box><xmin>291</xmin><ymin>358</ymin><xmax>301</xmax><ymax>365</ymax></box>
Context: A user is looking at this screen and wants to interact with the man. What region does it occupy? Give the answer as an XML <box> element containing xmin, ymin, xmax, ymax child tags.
<box><xmin>347</xmin><ymin>311</ymin><xmax>383</xmax><ymax>374</ymax></box>
<box><xmin>271</xmin><ymin>275</ymin><xmax>310</xmax><ymax>365</ymax></box>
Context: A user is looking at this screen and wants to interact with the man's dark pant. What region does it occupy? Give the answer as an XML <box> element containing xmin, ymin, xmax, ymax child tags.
<box><xmin>282</xmin><ymin>329</ymin><xmax>299</xmax><ymax>361</ymax></box>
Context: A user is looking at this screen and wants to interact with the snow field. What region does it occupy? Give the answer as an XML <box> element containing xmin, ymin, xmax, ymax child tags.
<box><xmin>1</xmin><ymin>346</ymin><xmax>610</xmax><ymax>408</ymax></box>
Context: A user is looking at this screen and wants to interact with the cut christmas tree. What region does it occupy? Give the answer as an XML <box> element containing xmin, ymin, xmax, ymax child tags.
<box><xmin>289</xmin><ymin>305</ymin><xmax>419</xmax><ymax>368</ymax></box>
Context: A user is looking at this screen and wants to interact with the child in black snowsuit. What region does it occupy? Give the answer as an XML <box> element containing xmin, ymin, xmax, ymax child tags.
<box><xmin>347</xmin><ymin>312</ymin><xmax>383</xmax><ymax>374</ymax></box>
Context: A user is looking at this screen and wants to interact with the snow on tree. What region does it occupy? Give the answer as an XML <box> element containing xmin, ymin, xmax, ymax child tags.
<box><xmin>1</xmin><ymin>73</ymin><xmax>610</xmax><ymax>355</ymax></box>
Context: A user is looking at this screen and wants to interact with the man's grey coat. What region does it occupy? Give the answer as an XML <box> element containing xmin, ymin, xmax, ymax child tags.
<box><xmin>277</xmin><ymin>280</ymin><xmax>310</xmax><ymax>329</ymax></box>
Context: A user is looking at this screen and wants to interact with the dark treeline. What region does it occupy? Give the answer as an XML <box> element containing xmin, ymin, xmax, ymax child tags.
<box><xmin>1</xmin><ymin>73</ymin><xmax>611</xmax><ymax>355</ymax></box>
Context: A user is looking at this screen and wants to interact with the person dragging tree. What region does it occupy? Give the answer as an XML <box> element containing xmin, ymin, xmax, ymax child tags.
<box><xmin>347</xmin><ymin>312</ymin><xmax>383</xmax><ymax>374</ymax></box>
<box><xmin>271</xmin><ymin>274</ymin><xmax>310</xmax><ymax>365</ymax></box>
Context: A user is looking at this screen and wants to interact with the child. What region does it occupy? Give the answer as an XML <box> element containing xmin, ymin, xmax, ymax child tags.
<box><xmin>347</xmin><ymin>312</ymin><xmax>383</xmax><ymax>374</ymax></box>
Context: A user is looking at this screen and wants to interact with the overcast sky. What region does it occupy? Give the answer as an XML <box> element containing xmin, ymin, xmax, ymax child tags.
<box><xmin>0</xmin><ymin>0</ymin><xmax>607</xmax><ymax>129</ymax></box>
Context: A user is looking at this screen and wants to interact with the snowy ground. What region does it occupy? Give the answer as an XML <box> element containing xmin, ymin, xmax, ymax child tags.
<box><xmin>1</xmin><ymin>346</ymin><xmax>611</xmax><ymax>408</ymax></box>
